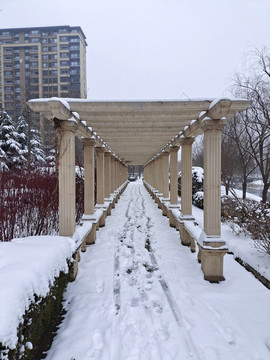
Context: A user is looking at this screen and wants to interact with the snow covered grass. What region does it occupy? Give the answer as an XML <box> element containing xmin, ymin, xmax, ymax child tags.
<box><xmin>45</xmin><ymin>181</ymin><xmax>270</xmax><ymax>360</ymax></box>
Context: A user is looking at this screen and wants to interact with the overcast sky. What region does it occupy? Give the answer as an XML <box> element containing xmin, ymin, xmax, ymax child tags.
<box><xmin>1</xmin><ymin>0</ymin><xmax>270</xmax><ymax>100</ymax></box>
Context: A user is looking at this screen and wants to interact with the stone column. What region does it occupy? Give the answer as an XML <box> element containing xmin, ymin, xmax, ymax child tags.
<box><xmin>82</xmin><ymin>138</ymin><xmax>96</xmax><ymax>217</ymax></box>
<box><xmin>104</xmin><ymin>152</ymin><xmax>111</xmax><ymax>201</ymax></box>
<box><xmin>57</xmin><ymin>120</ymin><xmax>78</xmax><ymax>236</ymax></box>
<box><xmin>158</xmin><ymin>155</ymin><xmax>164</xmax><ymax>195</ymax></box>
<box><xmin>162</xmin><ymin>152</ymin><xmax>169</xmax><ymax>199</ymax></box>
<box><xmin>153</xmin><ymin>158</ymin><xmax>159</xmax><ymax>192</ymax></box>
<box><xmin>156</xmin><ymin>155</ymin><xmax>163</xmax><ymax>208</ymax></box>
<box><xmin>201</xmin><ymin>119</ymin><xmax>226</xmax><ymax>236</ymax></box>
<box><xmin>199</xmin><ymin>118</ymin><xmax>227</xmax><ymax>282</ymax></box>
<box><xmin>114</xmin><ymin>158</ymin><xmax>119</xmax><ymax>202</ymax></box>
<box><xmin>169</xmin><ymin>146</ymin><xmax>179</xmax><ymax>205</ymax></box>
<box><xmin>96</xmin><ymin>146</ymin><xmax>106</xmax><ymax>227</ymax></box>
<box><xmin>110</xmin><ymin>156</ymin><xmax>116</xmax><ymax>208</ymax></box>
<box><xmin>96</xmin><ymin>147</ymin><xmax>105</xmax><ymax>205</ymax></box>
<box><xmin>82</xmin><ymin>138</ymin><xmax>97</xmax><ymax>244</ymax></box>
<box><xmin>111</xmin><ymin>156</ymin><xmax>115</xmax><ymax>194</ymax></box>
<box><xmin>162</xmin><ymin>151</ymin><xmax>170</xmax><ymax>216</ymax></box>
<box><xmin>169</xmin><ymin>146</ymin><xmax>180</xmax><ymax>227</ymax></box>
<box><xmin>179</xmin><ymin>138</ymin><xmax>195</xmax><ymax>218</ymax></box>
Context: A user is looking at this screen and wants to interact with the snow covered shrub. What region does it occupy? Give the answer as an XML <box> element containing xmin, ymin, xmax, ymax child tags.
<box><xmin>178</xmin><ymin>166</ymin><xmax>204</xmax><ymax>208</ymax></box>
<box><xmin>221</xmin><ymin>196</ymin><xmax>270</xmax><ymax>254</ymax></box>
<box><xmin>192</xmin><ymin>191</ymin><xmax>204</xmax><ymax>209</ymax></box>
<box><xmin>0</xmin><ymin>111</ymin><xmax>27</xmax><ymax>171</ymax></box>
<box><xmin>0</xmin><ymin>269</ymin><xmax>72</xmax><ymax>360</ymax></box>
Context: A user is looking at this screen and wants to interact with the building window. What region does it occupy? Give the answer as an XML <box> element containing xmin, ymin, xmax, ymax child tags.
<box><xmin>70</xmin><ymin>53</ymin><xmax>79</xmax><ymax>59</ymax></box>
<box><xmin>60</xmin><ymin>52</ymin><xmax>69</xmax><ymax>58</ymax></box>
<box><xmin>42</xmin><ymin>46</ymin><xmax>48</xmax><ymax>52</ymax></box>
<box><xmin>70</xmin><ymin>69</ymin><xmax>80</xmax><ymax>75</ymax></box>
<box><xmin>60</xmin><ymin>44</ymin><xmax>69</xmax><ymax>50</ymax></box>
<box><xmin>60</xmin><ymin>76</ymin><xmax>69</xmax><ymax>82</ymax></box>
<box><xmin>70</xmin><ymin>45</ymin><xmax>80</xmax><ymax>51</ymax></box>
<box><xmin>31</xmin><ymin>77</ymin><xmax>39</xmax><ymax>84</ymax></box>
<box><xmin>60</xmin><ymin>36</ymin><xmax>68</xmax><ymax>42</ymax></box>
<box><xmin>69</xmin><ymin>37</ymin><xmax>79</xmax><ymax>43</ymax></box>
<box><xmin>70</xmin><ymin>61</ymin><xmax>79</xmax><ymax>67</ymax></box>
<box><xmin>60</xmin><ymin>60</ymin><xmax>69</xmax><ymax>66</ymax></box>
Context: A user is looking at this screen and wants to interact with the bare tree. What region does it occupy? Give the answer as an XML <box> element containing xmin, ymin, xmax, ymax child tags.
<box><xmin>224</xmin><ymin>115</ymin><xmax>256</xmax><ymax>199</ymax></box>
<box><xmin>192</xmin><ymin>135</ymin><xmax>204</xmax><ymax>168</ymax></box>
<box><xmin>221</xmin><ymin>130</ymin><xmax>240</xmax><ymax>195</ymax></box>
<box><xmin>232</xmin><ymin>47</ymin><xmax>270</xmax><ymax>202</ymax></box>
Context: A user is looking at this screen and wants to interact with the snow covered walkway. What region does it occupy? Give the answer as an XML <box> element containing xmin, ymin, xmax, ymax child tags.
<box><xmin>46</xmin><ymin>181</ymin><xmax>270</xmax><ymax>360</ymax></box>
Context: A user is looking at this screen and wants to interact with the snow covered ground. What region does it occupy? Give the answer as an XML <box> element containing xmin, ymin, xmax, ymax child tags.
<box><xmin>45</xmin><ymin>181</ymin><xmax>270</xmax><ymax>360</ymax></box>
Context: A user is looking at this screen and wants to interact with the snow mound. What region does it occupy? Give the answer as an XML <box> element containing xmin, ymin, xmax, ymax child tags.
<box><xmin>0</xmin><ymin>236</ymin><xmax>76</xmax><ymax>349</ymax></box>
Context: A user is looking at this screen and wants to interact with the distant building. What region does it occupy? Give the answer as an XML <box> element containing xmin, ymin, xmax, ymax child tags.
<box><xmin>0</xmin><ymin>25</ymin><xmax>87</xmax><ymax>145</ymax></box>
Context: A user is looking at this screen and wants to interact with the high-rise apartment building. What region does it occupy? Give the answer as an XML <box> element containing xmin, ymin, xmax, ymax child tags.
<box><xmin>0</xmin><ymin>25</ymin><xmax>87</xmax><ymax>143</ymax></box>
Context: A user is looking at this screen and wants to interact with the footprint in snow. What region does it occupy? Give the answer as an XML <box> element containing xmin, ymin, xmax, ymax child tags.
<box><xmin>152</xmin><ymin>300</ymin><xmax>163</xmax><ymax>314</ymax></box>
<box><xmin>157</xmin><ymin>326</ymin><xmax>169</xmax><ymax>341</ymax></box>
<box><xmin>126</xmin><ymin>348</ymin><xmax>140</xmax><ymax>360</ymax></box>
<box><xmin>96</xmin><ymin>280</ymin><xmax>104</xmax><ymax>293</ymax></box>
<box><xmin>131</xmin><ymin>297</ymin><xmax>140</xmax><ymax>307</ymax></box>
<box><xmin>92</xmin><ymin>331</ymin><xmax>104</xmax><ymax>350</ymax></box>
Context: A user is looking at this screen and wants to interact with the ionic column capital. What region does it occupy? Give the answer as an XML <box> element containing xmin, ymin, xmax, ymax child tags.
<box><xmin>179</xmin><ymin>137</ymin><xmax>195</xmax><ymax>146</ymax></box>
<box><xmin>200</xmin><ymin>118</ymin><xmax>227</xmax><ymax>132</ymax></box>
<box><xmin>95</xmin><ymin>146</ymin><xmax>106</xmax><ymax>153</ymax></box>
<box><xmin>169</xmin><ymin>146</ymin><xmax>180</xmax><ymax>153</ymax></box>
<box><xmin>81</xmin><ymin>137</ymin><xmax>96</xmax><ymax>147</ymax></box>
<box><xmin>56</xmin><ymin>120</ymin><xmax>78</xmax><ymax>133</ymax></box>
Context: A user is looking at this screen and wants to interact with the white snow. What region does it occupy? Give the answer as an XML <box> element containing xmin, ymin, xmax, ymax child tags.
<box><xmin>0</xmin><ymin>236</ymin><xmax>76</xmax><ymax>349</ymax></box>
<box><xmin>192</xmin><ymin>166</ymin><xmax>204</xmax><ymax>182</ymax></box>
<box><xmin>44</xmin><ymin>181</ymin><xmax>270</xmax><ymax>360</ymax></box>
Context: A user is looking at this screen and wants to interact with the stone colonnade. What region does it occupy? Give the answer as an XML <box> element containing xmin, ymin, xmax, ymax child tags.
<box><xmin>57</xmin><ymin>122</ymin><xmax>128</xmax><ymax>245</ymax></box>
<box><xmin>143</xmin><ymin>119</ymin><xmax>227</xmax><ymax>283</ymax></box>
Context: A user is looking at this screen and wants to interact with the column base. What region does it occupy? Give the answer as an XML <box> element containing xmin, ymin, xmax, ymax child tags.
<box><xmin>86</xmin><ymin>224</ymin><xmax>97</xmax><ymax>245</ymax></box>
<box><xmin>198</xmin><ymin>238</ymin><xmax>227</xmax><ymax>283</ymax></box>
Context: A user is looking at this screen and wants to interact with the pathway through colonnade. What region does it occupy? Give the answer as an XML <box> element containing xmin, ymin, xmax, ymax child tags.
<box><xmin>45</xmin><ymin>181</ymin><xmax>270</xmax><ymax>360</ymax></box>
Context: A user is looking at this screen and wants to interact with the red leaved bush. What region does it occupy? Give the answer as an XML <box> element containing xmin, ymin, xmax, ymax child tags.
<box><xmin>0</xmin><ymin>169</ymin><xmax>59</xmax><ymax>241</ymax></box>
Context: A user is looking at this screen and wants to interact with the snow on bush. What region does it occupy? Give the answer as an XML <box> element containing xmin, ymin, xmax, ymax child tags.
<box><xmin>178</xmin><ymin>166</ymin><xmax>204</xmax><ymax>208</ymax></box>
<box><xmin>221</xmin><ymin>196</ymin><xmax>270</xmax><ymax>254</ymax></box>
<box><xmin>192</xmin><ymin>191</ymin><xmax>204</xmax><ymax>209</ymax></box>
